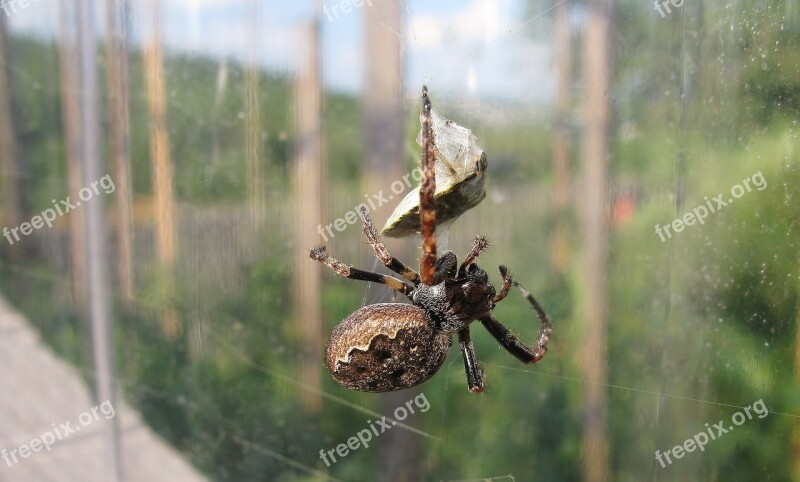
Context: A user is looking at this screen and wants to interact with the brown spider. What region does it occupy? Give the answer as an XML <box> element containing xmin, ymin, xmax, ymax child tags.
<box><xmin>309</xmin><ymin>86</ymin><xmax>552</xmax><ymax>393</ymax></box>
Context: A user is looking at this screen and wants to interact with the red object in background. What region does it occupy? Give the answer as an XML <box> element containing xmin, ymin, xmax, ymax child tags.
<box><xmin>613</xmin><ymin>193</ymin><xmax>636</xmax><ymax>226</ymax></box>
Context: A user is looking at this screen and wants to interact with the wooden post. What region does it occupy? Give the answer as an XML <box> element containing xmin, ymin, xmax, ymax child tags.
<box><xmin>0</xmin><ymin>13</ymin><xmax>22</xmax><ymax>261</ymax></box>
<box><xmin>580</xmin><ymin>1</ymin><xmax>611</xmax><ymax>481</ymax></box>
<box><xmin>105</xmin><ymin>0</ymin><xmax>135</xmax><ymax>310</ymax></box>
<box><xmin>362</xmin><ymin>0</ymin><xmax>404</xmax><ymax>197</ymax></box>
<box><xmin>293</xmin><ymin>20</ymin><xmax>324</xmax><ymax>413</ymax></box>
<box><xmin>143</xmin><ymin>0</ymin><xmax>179</xmax><ymax>338</ymax></box>
<box><xmin>361</xmin><ymin>1</ymin><xmax>417</xmax><ymax>481</ymax></box>
<box><xmin>551</xmin><ymin>0</ymin><xmax>571</xmax><ymax>271</ymax></box>
<box><xmin>58</xmin><ymin>0</ymin><xmax>88</xmax><ymax>310</ymax></box>
<box><xmin>211</xmin><ymin>58</ymin><xmax>228</xmax><ymax>166</ymax></box>
<box><xmin>245</xmin><ymin>0</ymin><xmax>264</xmax><ymax>222</ymax></box>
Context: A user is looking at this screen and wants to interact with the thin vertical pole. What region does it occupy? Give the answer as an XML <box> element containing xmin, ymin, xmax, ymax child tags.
<box><xmin>362</xmin><ymin>1</ymin><xmax>416</xmax><ymax>480</ymax></box>
<box><xmin>580</xmin><ymin>1</ymin><xmax>611</xmax><ymax>481</ymax></box>
<box><xmin>0</xmin><ymin>13</ymin><xmax>22</xmax><ymax>261</ymax></box>
<box><xmin>245</xmin><ymin>0</ymin><xmax>264</xmax><ymax>221</ymax></box>
<box><xmin>78</xmin><ymin>0</ymin><xmax>122</xmax><ymax>480</ymax></box>
<box><xmin>59</xmin><ymin>1</ymin><xmax>88</xmax><ymax>311</ymax></box>
<box><xmin>143</xmin><ymin>0</ymin><xmax>179</xmax><ymax>338</ymax></box>
<box><xmin>293</xmin><ymin>20</ymin><xmax>324</xmax><ymax>413</ymax></box>
<box><xmin>105</xmin><ymin>0</ymin><xmax>135</xmax><ymax>310</ymax></box>
<box><xmin>551</xmin><ymin>0</ymin><xmax>571</xmax><ymax>271</ymax></box>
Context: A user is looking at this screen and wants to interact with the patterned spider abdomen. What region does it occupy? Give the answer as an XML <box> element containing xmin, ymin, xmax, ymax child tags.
<box><xmin>325</xmin><ymin>303</ymin><xmax>452</xmax><ymax>392</ymax></box>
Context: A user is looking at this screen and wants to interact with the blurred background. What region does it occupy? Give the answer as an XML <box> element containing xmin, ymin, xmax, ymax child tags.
<box><xmin>0</xmin><ymin>0</ymin><xmax>798</xmax><ymax>481</ymax></box>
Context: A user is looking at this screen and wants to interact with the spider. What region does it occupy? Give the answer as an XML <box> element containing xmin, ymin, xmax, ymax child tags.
<box><xmin>309</xmin><ymin>87</ymin><xmax>552</xmax><ymax>393</ymax></box>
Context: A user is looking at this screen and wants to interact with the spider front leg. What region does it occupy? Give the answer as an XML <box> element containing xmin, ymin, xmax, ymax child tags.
<box><xmin>358</xmin><ymin>207</ymin><xmax>420</xmax><ymax>285</ymax></box>
<box><xmin>419</xmin><ymin>86</ymin><xmax>437</xmax><ymax>285</ymax></box>
<box><xmin>458</xmin><ymin>235</ymin><xmax>489</xmax><ymax>277</ymax></box>
<box><xmin>479</xmin><ymin>280</ymin><xmax>552</xmax><ymax>364</ymax></box>
<box><xmin>310</xmin><ymin>246</ymin><xmax>414</xmax><ymax>298</ymax></box>
<box><xmin>457</xmin><ymin>327</ymin><xmax>484</xmax><ymax>393</ymax></box>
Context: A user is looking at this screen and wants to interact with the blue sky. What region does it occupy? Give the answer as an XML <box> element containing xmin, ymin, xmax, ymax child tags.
<box><xmin>5</xmin><ymin>0</ymin><xmax>558</xmax><ymax>103</ymax></box>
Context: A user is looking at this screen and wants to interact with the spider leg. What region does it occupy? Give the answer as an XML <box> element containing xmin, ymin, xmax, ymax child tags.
<box><xmin>479</xmin><ymin>282</ymin><xmax>552</xmax><ymax>364</ymax></box>
<box><xmin>310</xmin><ymin>246</ymin><xmax>414</xmax><ymax>298</ymax></box>
<box><xmin>457</xmin><ymin>328</ymin><xmax>485</xmax><ymax>393</ymax></box>
<box><xmin>492</xmin><ymin>265</ymin><xmax>512</xmax><ymax>303</ymax></box>
<box><xmin>419</xmin><ymin>86</ymin><xmax>437</xmax><ymax>285</ymax></box>
<box><xmin>458</xmin><ymin>235</ymin><xmax>489</xmax><ymax>277</ymax></box>
<box><xmin>358</xmin><ymin>207</ymin><xmax>420</xmax><ymax>285</ymax></box>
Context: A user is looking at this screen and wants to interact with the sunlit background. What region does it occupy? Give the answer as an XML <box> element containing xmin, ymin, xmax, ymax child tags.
<box><xmin>0</xmin><ymin>0</ymin><xmax>798</xmax><ymax>481</ymax></box>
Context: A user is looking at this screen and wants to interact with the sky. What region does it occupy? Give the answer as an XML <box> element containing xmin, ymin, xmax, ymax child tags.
<box><xmin>4</xmin><ymin>0</ymin><xmax>559</xmax><ymax>103</ymax></box>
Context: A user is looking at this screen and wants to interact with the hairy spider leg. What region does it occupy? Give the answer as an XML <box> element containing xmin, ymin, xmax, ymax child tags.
<box><xmin>457</xmin><ymin>328</ymin><xmax>485</xmax><ymax>393</ymax></box>
<box><xmin>419</xmin><ymin>85</ymin><xmax>437</xmax><ymax>285</ymax></box>
<box><xmin>492</xmin><ymin>265</ymin><xmax>513</xmax><ymax>303</ymax></box>
<box><xmin>458</xmin><ymin>235</ymin><xmax>490</xmax><ymax>277</ymax></box>
<box><xmin>357</xmin><ymin>207</ymin><xmax>420</xmax><ymax>285</ymax></box>
<box><xmin>479</xmin><ymin>281</ymin><xmax>553</xmax><ymax>364</ymax></box>
<box><xmin>309</xmin><ymin>246</ymin><xmax>414</xmax><ymax>298</ymax></box>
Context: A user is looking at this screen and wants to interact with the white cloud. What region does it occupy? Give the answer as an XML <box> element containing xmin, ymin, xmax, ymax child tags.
<box><xmin>406</xmin><ymin>14</ymin><xmax>440</xmax><ymax>48</ymax></box>
<box><xmin>168</xmin><ymin>0</ymin><xmax>235</xmax><ymax>9</ymax></box>
<box><xmin>407</xmin><ymin>0</ymin><xmax>502</xmax><ymax>48</ymax></box>
<box><xmin>401</xmin><ymin>0</ymin><xmax>555</xmax><ymax>102</ymax></box>
<box><xmin>453</xmin><ymin>0</ymin><xmax>500</xmax><ymax>43</ymax></box>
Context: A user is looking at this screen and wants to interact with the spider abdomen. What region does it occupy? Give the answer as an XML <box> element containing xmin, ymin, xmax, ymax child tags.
<box><xmin>325</xmin><ymin>303</ymin><xmax>452</xmax><ymax>392</ymax></box>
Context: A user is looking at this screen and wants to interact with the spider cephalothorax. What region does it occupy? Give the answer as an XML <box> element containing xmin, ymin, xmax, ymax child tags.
<box><xmin>310</xmin><ymin>86</ymin><xmax>552</xmax><ymax>393</ymax></box>
<box><xmin>413</xmin><ymin>244</ymin><xmax>498</xmax><ymax>334</ymax></box>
